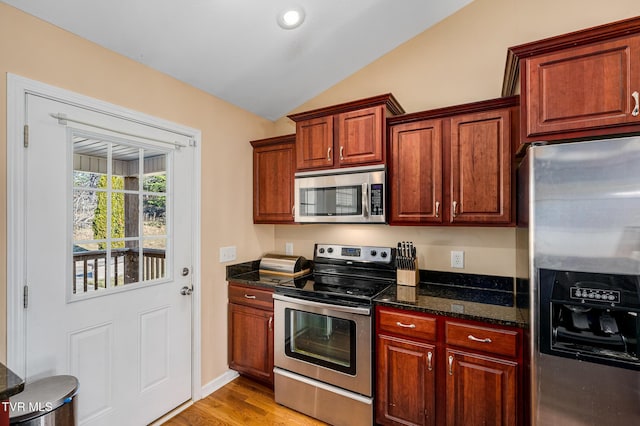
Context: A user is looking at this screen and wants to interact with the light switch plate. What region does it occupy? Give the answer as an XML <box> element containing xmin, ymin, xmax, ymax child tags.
<box><xmin>219</xmin><ymin>246</ymin><xmax>237</xmax><ymax>263</ymax></box>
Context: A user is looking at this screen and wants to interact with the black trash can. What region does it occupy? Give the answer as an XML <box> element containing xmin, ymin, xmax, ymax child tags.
<box><xmin>9</xmin><ymin>375</ymin><xmax>79</xmax><ymax>426</ymax></box>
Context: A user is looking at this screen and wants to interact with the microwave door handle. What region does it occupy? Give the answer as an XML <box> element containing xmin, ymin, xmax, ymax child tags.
<box><xmin>362</xmin><ymin>183</ymin><xmax>369</xmax><ymax>217</ymax></box>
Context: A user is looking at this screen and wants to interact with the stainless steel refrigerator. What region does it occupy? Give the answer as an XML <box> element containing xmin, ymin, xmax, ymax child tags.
<box><xmin>521</xmin><ymin>136</ymin><xmax>640</xmax><ymax>425</ymax></box>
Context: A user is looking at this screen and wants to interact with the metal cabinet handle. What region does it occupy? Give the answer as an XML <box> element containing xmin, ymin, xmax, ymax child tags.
<box><xmin>435</xmin><ymin>201</ymin><xmax>440</xmax><ymax>218</ymax></box>
<box><xmin>427</xmin><ymin>351</ymin><xmax>433</xmax><ymax>371</ymax></box>
<box><xmin>452</xmin><ymin>201</ymin><xmax>458</xmax><ymax>218</ymax></box>
<box><xmin>244</xmin><ymin>294</ymin><xmax>257</xmax><ymax>299</ymax></box>
<box><xmin>633</xmin><ymin>91</ymin><xmax>639</xmax><ymax>117</ymax></box>
<box><xmin>448</xmin><ymin>355</ymin><xmax>454</xmax><ymax>375</ymax></box>
<box><xmin>268</xmin><ymin>316</ymin><xmax>273</xmax><ymax>331</ymax></box>
<box><xmin>396</xmin><ymin>321</ymin><xmax>416</xmax><ymax>328</ymax></box>
<box><xmin>340</xmin><ymin>146</ymin><xmax>344</xmax><ymax>160</ymax></box>
<box><xmin>292</xmin><ymin>205</ymin><xmax>295</xmax><ymax>215</ymax></box>
<box><xmin>327</xmin><ymin>147</ymin><xmax>332</xmax><ymax>161</ymax></box>
<box><xmin>468</xmin><ymin>334</ymin><xmax>492</xmax><ymax>343</ymax></box>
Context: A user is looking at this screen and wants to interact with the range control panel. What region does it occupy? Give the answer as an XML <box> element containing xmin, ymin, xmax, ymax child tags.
<box><xmin>315</xmin><ymin>244</ymin><xmax>393</xmax><ymax>264</ymax></box>
<box><xmin>570</xmin><ymin>287</ymin><xmax>621</xmax><ymax>304</ymax></box>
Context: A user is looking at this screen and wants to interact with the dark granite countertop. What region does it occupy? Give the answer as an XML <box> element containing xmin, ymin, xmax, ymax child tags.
<box><xmin>226</xmin><ymin>260</ymin><xmax>296</xmax><ymax>290</ymax></box>
<box><xmin>0</xmin><ymin>363</ymin><xmax>24</xmax><ymax>400</ymax></box>
<box><xmin>226</xmin><ymin>261</ymin><xmax>529</xmax><ymax>328</ymax></box>
<box><xmin>374</xmin><ymin>283</ymin><xmax>528</xmax><ymax>328</ymax></box>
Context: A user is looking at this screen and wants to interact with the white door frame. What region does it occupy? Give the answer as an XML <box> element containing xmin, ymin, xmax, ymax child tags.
<box><xmin>6</xmin><ymin>73</ymin><xmax>203</xmax><ymax>401</ymax></box>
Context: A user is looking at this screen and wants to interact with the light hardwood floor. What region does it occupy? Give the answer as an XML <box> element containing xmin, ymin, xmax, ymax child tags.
<box><xmin>162</xmin><ymin>376</ymin><xmax>328</xmax><ymax>425</ymax></box>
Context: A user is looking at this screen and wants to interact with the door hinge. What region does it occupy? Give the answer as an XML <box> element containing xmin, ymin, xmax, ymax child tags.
<box><xmin>23</xmin><ymin>284</ymin><xmax>29</xmax><ymax>309</ymax></box>
<box><xmin>23</xmin><ymin>124</ymin><xmax>29</xmax><ymax>148</ymax></box>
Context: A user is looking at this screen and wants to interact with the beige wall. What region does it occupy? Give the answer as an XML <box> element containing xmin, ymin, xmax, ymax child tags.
<box><xmin>1</xmin><ymin>0</ymin><xmax>640</xmax><ymax>396</ymax></box>
<box><xmin>273</xmin><ymin>0</ymin><xmax>640</xmax><ymax>275</ymax></box>
<box><xmin>0</xmin><ymin>3</ymin><xmax>277</xmax><ymax>384</ymax></box>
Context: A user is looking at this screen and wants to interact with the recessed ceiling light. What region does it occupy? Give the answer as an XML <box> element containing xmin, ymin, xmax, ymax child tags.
<box><xmin>277</xmin><ymin>6</ymin><xmax>305</xmax><ymax>30</ymax></box>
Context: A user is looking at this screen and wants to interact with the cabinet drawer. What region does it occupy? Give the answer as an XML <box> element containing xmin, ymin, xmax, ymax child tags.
<box><xmin>378</xmin><ymin>308</ymin><xmax>437</xmax><ymax>341</ymax></box>
<box><xmin>228</xmin><ymin>283</ymin><xmax>273</xmax><ymax>310</ymax></box>
<box><xmin>445</xmin><ymin>321</ymin><xmax>518</xmax><ymax>358</ymax></box>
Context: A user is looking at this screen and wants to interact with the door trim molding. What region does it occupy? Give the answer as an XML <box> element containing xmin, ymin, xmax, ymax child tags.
<box><xmin>6</xmin><ymin>73</ymin><xmax>203</xmax><ymax>400</ymax></box>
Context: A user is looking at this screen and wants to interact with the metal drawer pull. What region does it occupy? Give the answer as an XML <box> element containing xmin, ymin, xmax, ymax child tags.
<box><xmin>448</xmin><ymin>355</ymin><xmax>454</xmax><ymax>375</ymax></box>
<box><xmin>396</xmin><ymin>321</ymin><xmax>416</xmax><ymax>328</ymax></box>
<box><xmin>435</xmin><ymin>201</ymin><xmax>440</xmax><ymax>218</ymax></box>
<box><xmin>340</xmin><ymin>146</ymin><xmax>344</xmax><ymax>160</ymax></box>
<box><xmin>268</xmin><ymin>316</ymin><xmax>273</xmax><ymax>331</ymax></box>
<box><xmin>327</xmin><ymin>147</ymin><xmax>332</xmax><ymax>161</ymax></box>
<box><xmin>427</xmin><ymin>351</ymin><xmax>433</xmax><ymax>371</ymax></box>
<box><xmin>468</xmin><ymin>334</ymin><xmax>492</xmax><ymax>343</ymax></box>
<box><xmin>452</xmin><ymin>201</ymin><xmax>458</xmax><ymax>218</ymax></box>
<box><xmin>244</xmin><ymin>294</ymin><xmax>257</xmax><ymax>299</ymax></box>
<box><xmin>633</xmin><ymin>91</ymin><xmax>640</xmax><ymax>117</ymax></box>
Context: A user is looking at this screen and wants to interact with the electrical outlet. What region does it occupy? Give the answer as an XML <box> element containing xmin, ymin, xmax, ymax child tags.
<box><xmin>285</xmin><ymin>242</ymin><xmax>294</xmax><ymax>255</ymax></box>
<box><xmin>451</xmin><ymin>250</ymin><xmax>464</xmax><ymax>269</ymax></box>
<box><xmin>219</xmin><ymin>246</ymin><xmax>237</xmax><ymax>263</ymax></box>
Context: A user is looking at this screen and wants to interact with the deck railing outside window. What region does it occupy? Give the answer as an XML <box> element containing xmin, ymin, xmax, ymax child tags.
<box><xmin>73</xmin><ymin>248</ymin><xmax>166</xmax><ymax>293</ymax></box>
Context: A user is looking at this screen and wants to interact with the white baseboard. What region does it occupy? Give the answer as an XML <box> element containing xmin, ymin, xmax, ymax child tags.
<box><xmin>201</xmin><ymin>369</ymin><xmax>240</xmax><ymax>398</ymax></box>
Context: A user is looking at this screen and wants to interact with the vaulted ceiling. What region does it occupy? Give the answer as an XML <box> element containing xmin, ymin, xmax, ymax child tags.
<box><xmin>2</xmin><ymin>0</ymin><xmax>473</xmax><ymax>120</ymax></box>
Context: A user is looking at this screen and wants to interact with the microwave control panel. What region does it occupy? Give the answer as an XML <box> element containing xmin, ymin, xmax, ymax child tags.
<box><xmin>370</xmin><ymin>183</ymin><xmax>384</xmax><ymax>216</ymax></box>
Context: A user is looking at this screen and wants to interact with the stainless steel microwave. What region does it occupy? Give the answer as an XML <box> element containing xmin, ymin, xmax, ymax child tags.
<box><xmin>294</xmin><ymin>165</ymin><xmax>385</xmax><ymax>223</ymax></box>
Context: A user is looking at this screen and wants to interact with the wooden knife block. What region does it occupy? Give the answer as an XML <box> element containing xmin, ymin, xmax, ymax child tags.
<box><xmin>396</xmin><ymin>259</ymin><xmax>419</xmax><ymax>286</ymax></box>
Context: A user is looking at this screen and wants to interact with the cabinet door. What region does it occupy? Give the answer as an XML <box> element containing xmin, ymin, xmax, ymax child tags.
<box><xmin>445</xmin><ymin>349</ymin><xmax>517</xmax><ymax>426</ymax></box>
<box><xmin>377</xmin><ymin>335</ymin><xmax>436</xmax><ymax>426</ymax></box>
<box><xmin>389</xmin><ymin>120</ymin><xmax>444</xmax><ymax>224</ymax></box>
<box><xmin>524</xmin><ymin>34</ymin><xmax>640</xmax><ymax>140</ymax></box>
<box><xmin>337</xmin><ymin>106</ymin><xmax>384</xmax><ymax>166</ymax></box>
<box><xmin>450</xmin><ymin>109</ymin><xmax>512</xmax><ymax>224</ymax></box>
<box><xmin>296</xmin><ymin>116</ymin><xmax>334</xmax><ymax>170</ymax></box>
<box><xmin>228</xmin><ymin>303</ymin><xmax>274</xmax><ymax>385</ymax></box>
<box><xmin>253</xmin><ymin>140</ymin><xmax>295</xmax><ymax>223</ymax></box>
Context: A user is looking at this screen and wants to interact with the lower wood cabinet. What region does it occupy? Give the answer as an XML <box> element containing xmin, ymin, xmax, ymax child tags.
<box><xmin>377</xmin><ymin>335</ymin><xmax>436</xmax><ymax>426</ymax></box>
<box><xmin>376</xmin><ymin>306</ymin><xmax>523</xmax><ymax>426</ymax></box>
<box><xmin>228</xmin><ymin>282</ymin><xmax>274</xmax><ymax>386</ymax></box>
<box><xmin>446</xmin><ymin>349</ymin><xmax>518</xmax><ymax>426</ymax></box>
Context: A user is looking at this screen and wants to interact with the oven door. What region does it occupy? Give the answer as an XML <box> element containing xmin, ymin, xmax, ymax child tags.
<box><xmin>273</xmin><ymin>294</ymin><xmax>372</xmax><ymax>396</ymax></box>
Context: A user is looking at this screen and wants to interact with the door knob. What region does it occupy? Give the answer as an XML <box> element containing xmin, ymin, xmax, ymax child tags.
<box><xmin>180</xmin><ymin>286</ymin><xmax>193</xmax><ymax>295</ymax></box>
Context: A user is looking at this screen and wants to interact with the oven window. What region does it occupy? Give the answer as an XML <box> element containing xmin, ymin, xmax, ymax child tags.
<box><xmin>299</xmin><ymin>186</ymin><xmax>362</xmax><ymax>217</ymax></box>
<box><xmin>284</xmin><ymin>308</ymin><xmax>357</xmax><ymax>375</ymax></box>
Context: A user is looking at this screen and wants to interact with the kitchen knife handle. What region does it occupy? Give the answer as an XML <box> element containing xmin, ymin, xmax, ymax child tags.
<box><xmin>396</xmin><ymin>321</ymin><xmax>416</xmax><ymax>329</ymax></box>
<box><xmin>452</xmin><ymin>201</ymin><xmax>458</xmax><ymax>218</ymax></box>
<box><xmin>435</xmin><ymin>201</ymin><xmax>440</xmax><ymax>218</ymax></box>
<box><xmin>448</xmin><ymin>355</ymin><xmax>454</xmax><ymax>375</ymax></box>
<box><xmin>468</xmin><ymin>334</ymin><xmax>492</xmax><ymax>343</ymax></box>
<box><xmin>427</xmin><ymin>351</ymin><xmax>433</xmax><ymax>371</ymax></box>
<box><xmin>327</xmin><ymin>147</ymin><xmax>332</xmax><ymax>161</ymax></box>
<box><xmin>633</xmin><ymin>91</ymin><xmax>639</xmax><ymax>117</ymax></box>
<box><xmin>340</xmin><ymin>146</ymin><xmax>344</xmax><ymax>160</ymax></box>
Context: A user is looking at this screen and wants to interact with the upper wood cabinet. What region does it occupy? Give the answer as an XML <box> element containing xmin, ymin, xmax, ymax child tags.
<box><xmin>289</xmin><ymin>94</ymin><xmax>404</xmax><ymax>171</ymax></box>
<box><xmin>504</xmin><ymin>16</ymin><xmax>640</xmax><ymax>144</ymax></box>
<box><xmin>388</xmin><ymin>96</ymin><xmax>518</xmax><ymax>226</ymax></box>
<box><xmin>250</xmin><ymin>134</ymin><xmax>296</xmax><ymax>224</ymax></box>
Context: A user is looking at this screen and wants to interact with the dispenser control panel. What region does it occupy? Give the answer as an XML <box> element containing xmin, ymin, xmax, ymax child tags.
<box><xmin>570</xmin><ymin>287</ymin><xmax>620</xmax><ymax>304</ymax></box>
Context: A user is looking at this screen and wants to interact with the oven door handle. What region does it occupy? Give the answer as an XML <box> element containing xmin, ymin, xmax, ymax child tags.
<box><xmin>272</xmin><ymin>293</ymin><xmax>371</xmax><ymax>315</ymax></box>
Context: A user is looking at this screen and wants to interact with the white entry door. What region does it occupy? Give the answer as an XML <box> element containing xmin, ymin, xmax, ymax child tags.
<box><xmin>19</xmin><ymin>92</ymin><xmax>195</xmax><ymax>426</ymax></box>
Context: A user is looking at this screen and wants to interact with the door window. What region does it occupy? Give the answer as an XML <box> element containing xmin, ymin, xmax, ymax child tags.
<box><xmin>72</xmin><ymin>132</ymin><xmax>170</xmax><ymax>297</ymax></box>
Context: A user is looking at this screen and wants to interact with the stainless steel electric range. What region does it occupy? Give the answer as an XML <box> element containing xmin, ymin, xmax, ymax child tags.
<box><xmin>273</xmin><ymin>243</ymin><xmax>396</xmax><ymax>426</ymax></box>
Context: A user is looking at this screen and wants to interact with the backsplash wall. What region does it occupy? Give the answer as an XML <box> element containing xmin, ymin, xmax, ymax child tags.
<box><xmin>274</xmin><ymin>225</ymin><xmax>516</xmax><ymax>277</ymax></box>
